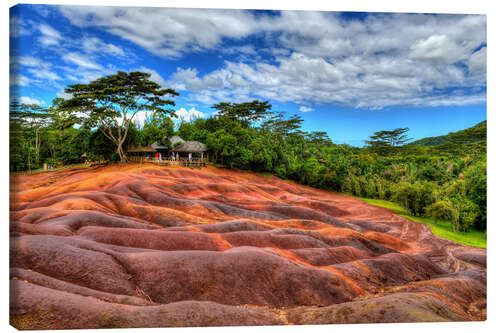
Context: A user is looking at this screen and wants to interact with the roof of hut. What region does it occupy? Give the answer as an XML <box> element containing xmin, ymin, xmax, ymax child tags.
<box><xmin>125</xmin><ymin>145</ymin><xmax>157</xmax><ymax>153</ymax></box>
<box><xmin>172</xmin><ymin>141</ymin><xmax>208</xmax><ymax>152</ymax></box>
<box><xmin>151</xmin><ymin>142</ymin><xmax>170</xmax><ymax>150</ymax></box>
<box><xmin>150</xmin><ymin>136</ymin><xmax>185</xmax><ymax>150</ymax></box>
<box><xmin>170</xmin><ymin>135</ymin><xmax>185</xmax><ymax>145</ymax></box>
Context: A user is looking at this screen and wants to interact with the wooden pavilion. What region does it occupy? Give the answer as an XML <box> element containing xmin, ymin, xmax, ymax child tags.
<box><xmin>172</xmin><ymin>141</ymin><xmax>209</xmax><ymax>161</ymax></box>
<box><xmin>125</xmin><ymin>136</ymin><xmax>209</xmax><ymax>165</ymax></box>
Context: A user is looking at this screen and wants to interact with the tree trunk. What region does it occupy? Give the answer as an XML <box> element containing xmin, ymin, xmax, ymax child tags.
<box><xmin>117</xmin><ymin>142</ymin><xmax>127</xmax><ymax>163</ymax></box>
<box><xmin>35</xmin><ymin>128</ymin><xmax>40</xmax><ymax>167</ymax></box>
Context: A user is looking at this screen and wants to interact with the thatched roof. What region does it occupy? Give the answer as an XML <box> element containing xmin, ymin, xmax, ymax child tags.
<box><xmin>151</xmin><ymin>142</ymin><xmax>170</xmax><ymax>150</ymax></box>
<box><xmin>150</xmin><ymin>136</ymin><xmax>185</xmax><ymax>150</ymax></box>
<box><xmin>173</xmin><ymin>141</ymin><xmax>208</xmax><ymax>152</ymax></box>
<box><xmin>125</xmin><ymin>145</ymin><xmax>157</xmax><ymax>153</ymax></box>
<box><xmin>170</xmin><ymin>135</ymin><xmax>185</xmax><ymax>145</ymax></box>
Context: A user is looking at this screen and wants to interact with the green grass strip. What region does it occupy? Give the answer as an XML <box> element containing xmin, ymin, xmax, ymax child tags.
<box><xmin>358</xmin><ymin>197</ymin><xmax>486</xmax><ymax>248</ymax></box>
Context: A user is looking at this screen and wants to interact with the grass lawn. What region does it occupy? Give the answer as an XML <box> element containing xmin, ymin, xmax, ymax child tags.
<box><xmin>359</xmin><ymin>197</ymin><xmax>486</xmax><ymax>248</ymax></box>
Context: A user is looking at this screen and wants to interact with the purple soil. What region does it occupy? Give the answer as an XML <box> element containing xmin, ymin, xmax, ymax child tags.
<box><xmin>10</xmin><ymin>164</ymin><xmax>486</xmax><ymax>329</ymax></box>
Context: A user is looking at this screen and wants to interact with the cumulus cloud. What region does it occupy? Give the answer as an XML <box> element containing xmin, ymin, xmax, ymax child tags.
<box><xmin>131</xmin><ymin>110</ymin><xmax>153</xmax><ymax>127</ymax></box>
<box><xmin>38</xmin><ymin>8</ymin><xmax>486</xmax><ymax>109</ymax></box>
<box><xmin>171</xmin><ymin>68</ymin><xmax>223</xmax><ymax>92</ymax></box>
<box><xmin>165</xmin><ymin>12</ymin><xmax>485</xmax><ymax>109</ymax></box>
<box><xmin>136</xmin><ymin>66</ymin><xmax>167</xmax><ymax>87</ymax></box>
<box><xmin>59</xmin><ymin>6</ymin><xmax>264</xmax><ymax>58</ymax></box>
<box><xmin>171</xmin><ymin>48</ymin><xmax>484</xmax><ymax>109</ymax></box>
<box><xmin>468</xmin><ymin>47</ymin><xmax>486</xmax><ymax>73</ymax></box>
<box><xmin>409</xmin><ymin>35</ymin><xmax>464</xmax><ymax>65</ymax></box>
<box><xmin>20</xmin><ymin>96</ymin><xmax>45</xmax><ymax>105</ymax></box>
<box><xmin>299</xmin><ymin>106</ymin><xmax>313</xmax><ymax>112</ymax></box>
<box><xmin>175</xmin><ymin>107</ymin><xmax>206</xmax><ymax>122</ymax></box>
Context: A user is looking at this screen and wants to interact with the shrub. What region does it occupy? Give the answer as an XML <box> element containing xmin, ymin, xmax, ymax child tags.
<box><xmin>392</xmin><ymin>181</ymin><xmax>438</xmax><ymax>216</ymax></box>
<box><xmin>464</xmin><ymin>161</ymin><xmax>486</xmax><ymax>230</ymax></box>
<box><xmin>425</xmin><ymin>200</ymin><xmax>458</xmax><ymax>224</ymax></box>
<box><xmin>452</xmin><ymin>198</ymin><xmax>480</xmax><ymax>232</ymax></box>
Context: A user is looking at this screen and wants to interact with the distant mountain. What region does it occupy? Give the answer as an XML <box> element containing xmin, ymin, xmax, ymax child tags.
<box><xmin>408</xmin><ymin>121</ymin><xmax>486</xmax><ymax>146</ymax></box>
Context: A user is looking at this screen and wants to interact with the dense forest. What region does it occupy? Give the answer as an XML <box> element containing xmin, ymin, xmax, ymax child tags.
<box><xmin>408</xmin><ymin>121</ymin><xmax>486</xmax><ymax>146</ymax></box>
<box><xmin>10</xmin><ymin>72</ymin><xmax>486</xmax><ymax>234</ymax></box>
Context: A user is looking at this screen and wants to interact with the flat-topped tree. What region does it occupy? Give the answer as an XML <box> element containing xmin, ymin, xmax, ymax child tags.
<box><xmin>10</xmin><ymin>101</ymin><xmax>51</xmax><ymax>171</ymax></box>
<box><xmin>212</xmin><ymin>100</ymin><xmax>272</xmax><ymax>127</ymax></box>
<box><xmin>365</xmin><ymin>127</ymin><xmax>412</xmax><ymax>155</ymax></box>
<box><xmin>59</xmin><ymin>71</ymin><xmax>179</xmax><ymax>163</ymax></box>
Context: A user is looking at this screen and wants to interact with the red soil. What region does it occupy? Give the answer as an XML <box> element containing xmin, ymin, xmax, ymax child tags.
<box><xmin>9</xmin><ymin>164</ymin><xmax>486</xmax><ymax>329</ymax></box>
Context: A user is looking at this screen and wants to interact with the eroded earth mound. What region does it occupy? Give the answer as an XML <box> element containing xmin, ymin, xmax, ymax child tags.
<box><xmin>10</xmin><ymin>164</ymin><xmax>486</xmax><ymax>329</ymax></box>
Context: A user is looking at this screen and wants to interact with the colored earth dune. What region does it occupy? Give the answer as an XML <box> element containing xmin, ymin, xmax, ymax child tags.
<box><xmin>9</xmin><ymin>164</ymin><xmax>486</xmax><ymax>329</ymax></box>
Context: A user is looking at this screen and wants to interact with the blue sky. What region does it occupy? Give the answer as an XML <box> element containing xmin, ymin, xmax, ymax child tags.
<box><xmin>9</xmin><ymin>4</ymin><xmax>486</xmax><ymax>146</ymax></box>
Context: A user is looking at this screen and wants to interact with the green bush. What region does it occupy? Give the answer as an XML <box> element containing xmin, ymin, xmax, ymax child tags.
<box><xmin>464</xmin><ymin>161</ymin><xmax>486</xmax><ymax>230</ymax></box>
<box><xmin>425</xmin><ymin>200</ymin><xmax>458</xmax><ymax>224</ymax></box>
<box><xmin>452</xmin><ymin>198</ymin><xmax>480</xmax><ymax>232</ymax></box>
<box><xmin>392</xmin><ymin>181</ymin><xmax>438</xmax><ymax>216</ymax></box>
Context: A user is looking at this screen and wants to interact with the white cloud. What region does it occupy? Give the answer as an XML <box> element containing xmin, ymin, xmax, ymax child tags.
<box><xmin>409</xmin><ymin>35</ymin><xmax>464</xmax><ymax>65</ymax></box>
<box><xmin>171</xmin><ymin>67</ymin><xmax>223</xmax><ymax>92</ymax></box>
<box><xmin>175</xmin><ymin>107</ymin><xmax>206</xmax><ymax>122</ymax></box>
<box><xmin>136</xmin><ymin>66</ymin><xmax>167</xmax><ymax>87</ymax></box>
<box><xmin>53</xmin><ymin>9</ymin><xmax>486</xmax><ymax>109</ymax></box>
<box><xmin>299</xmin><ymin>106</ymin><xmax>313</xmax><ymax>112</ymax></box>
<box><xmin>82</xmin><ymin>37</ymin><xmax>125</xmax><ymax>56</ymax></box>
<box><xmin>28</xmin><ymin>68</ymin><xmax>62</xmax><ymax>81</ymax></box>
<box><xmin>39</xmin><ymin>24</ymin><xmax>62</xmax><ymax>46</ymax></box>
<box><xmin>468</xmin><ymin>47</ymin><xmax>486</xmax><ymax>73</ymax></box>
<box><xmin>62</xmin><ymin>52</ymin><xmax>103</xmax><ymax>70</ymax></box>
<box><xmin>56</xmin><ymin>90</ymin><xmax>73</xmax><ymax>100</ymax></box>
<box><xmin>11</xmin><ymin>56</ymin><xmax>46</xmax><ymax>68</ymax></box>
<box><xmin>59</xmin><ymin>6</ymin><xmax>264</xmax><ymax>58</ymax></box>
<box><xmin>20</xmin><ymin>96</ymin><xmax>45</xmax><ymax>105</ymax></box>
<box><xmin>10</xmin><ymin>56</ymin><xmax>62</xmax><ymax>83</ymax></box>
<box><xmin>166</xmin><ymin>12</ymin><xmax>485</xmax><ymax>109</ymax></box>
<box><xmin>10</xmin><ymin>74</ymin><xmax>33</xmax><ymax>87</ymax></box>
<box><xmin>131</xmin><ymin>110</ymin><xmax>153</xmax><ymax>127</ymax></box>
<box><xmin>10</xmin><ymin>17</ymin><xmax>34</xmax><ymax>38</ymax></box>
<box><xmin>171</xmin><ymin>48</ymin><xmax>484</xmax><ymax>109</ymax></box>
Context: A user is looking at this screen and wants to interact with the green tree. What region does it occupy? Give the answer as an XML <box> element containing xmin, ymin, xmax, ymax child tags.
<box><xmin>451</xmin><ymin>198</ymin><xmax>480</xmax><ymax>232</ymax></box>
<box><xmin>464</xmin><ymin>161</ymin><xmax>486</xmax><ymax>230</ymax></box>
<box><xmin>365</xmin><ymin>127</ymin><xmax>412</xmax><ymax>155</ymax></box>
<box><xmin>59</xmin><ymin>71</ymin><xmax>178</xmax><ymax>163</ymax></box>
<box><xmin>392</xmin><ymin>181</ymin><xmax>438</xmax><ymax>216</ymax></box>
<box><xmin>10</xmin><ymin>101</ymin><xmax>51</xmax><ymax>171</ymax></box>
<box><xmin>425</xmin><ymin>200</ymin><xmax>458</xmax><ymax>224</ymax></box>
<box><xmin>141</xmin><ymin>112</ymin><xmax>175</xmax><ymax>146</ymax></box>
<box><xmin>212</xmin><ymin>100</ymin><xmax>272</xmax><ymax>127</ymax></box>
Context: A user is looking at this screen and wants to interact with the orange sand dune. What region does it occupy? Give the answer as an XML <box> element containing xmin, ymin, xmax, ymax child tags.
<box><xmin>9</xmin><ymin>164</ymin><xmax>486</xmax><ymax>329</ymax></box>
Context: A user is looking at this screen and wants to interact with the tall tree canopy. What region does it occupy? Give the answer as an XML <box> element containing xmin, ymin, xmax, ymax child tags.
<box><xmin>10</xmin><ymin>101</ymin><xmax>51</xmax><ymax>171</ymax></box>
<box><xmin>59</xmin><ymin>71</ymin><xmax>179</xmax><ymax>162</ymax></box>
<box><xmin>365</xmin><ymin>127</ymin><xmax>412</xmax><ymax>155</ymax></box>
<box><xmin>212</xmin><ymin>100</ymin><xmax>272</xmax><ymax>126</ymax></box>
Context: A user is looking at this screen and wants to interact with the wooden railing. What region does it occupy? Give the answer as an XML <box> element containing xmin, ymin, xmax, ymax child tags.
<box><xmin>128</xmin><ymin>155</ymin><xmax>209</xmax><ymax>168</ymax></box>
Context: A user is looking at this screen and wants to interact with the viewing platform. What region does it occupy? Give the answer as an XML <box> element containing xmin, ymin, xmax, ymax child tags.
<box><xmin>128</xmin><ymin>156</ymin><xmax>210</xmax><ymax>168</ymax></box>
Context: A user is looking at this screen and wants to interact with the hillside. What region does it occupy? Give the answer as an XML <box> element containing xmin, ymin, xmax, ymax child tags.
<box><xmin>409</xmin><ymin>120</ymin><xmax>486</xmax><ymax>146</ymax></box>
<box><xmin>10</xmin><ymin>164</ymin><xmax>486</xmax><ymax>329</ymax></box>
